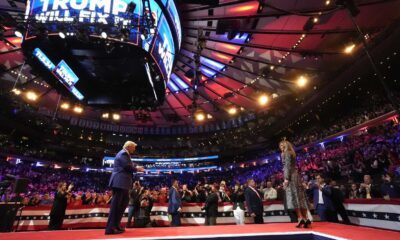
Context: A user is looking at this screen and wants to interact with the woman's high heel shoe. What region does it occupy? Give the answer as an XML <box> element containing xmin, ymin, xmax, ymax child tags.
<box><xmin>296</xmin><ymin>219</ymin><xmax>306</xmax><ymax>228</ymax></box>
<box><xmin>303</xmin><ymin>219</ymin><xmax>312</xmax><ymax>228</ymax></box>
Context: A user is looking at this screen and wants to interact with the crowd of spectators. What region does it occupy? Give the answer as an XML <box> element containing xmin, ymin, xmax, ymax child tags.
<box><xmin>1</xmin><ymin>113</ymin><xmax>400</xmax><ymax>209</ymax></box>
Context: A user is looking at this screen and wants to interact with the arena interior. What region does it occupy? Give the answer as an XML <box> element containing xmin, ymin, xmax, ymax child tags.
<box><xmin>0</xmin><ymin>0</ymin><xmax>400</xmax><ymax>239</ymax></box>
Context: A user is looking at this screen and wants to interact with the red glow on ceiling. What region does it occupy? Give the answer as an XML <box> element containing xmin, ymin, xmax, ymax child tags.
<box><xmin>211</xmin><ymin>52</ymin><xmax>232</xmax><ymax>61</ymax></box>
<box><xmin>219</xmin><ymin>43</ymin><xmax>240</xmax><ymax>52</ymax></box>
<box><xmin>227</xmin><ymin>2</ymin><xmax>259</xmax><ymax>14</ymax></box>
<box><xmin>9</xmin><ymin>37</ymin><xmax>22</xmax><ymax>45</ymax></box>
<box><xmin>181</xmin><ymin>75</ymin><xmax>192</xmax><ymax>84</ymax></box>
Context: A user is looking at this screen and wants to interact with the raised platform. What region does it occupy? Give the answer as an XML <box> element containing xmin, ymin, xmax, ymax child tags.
<box><xmin>1</xmin><ymin>223</ymin><xmax>399</xmax><ymax>240</ymax></box>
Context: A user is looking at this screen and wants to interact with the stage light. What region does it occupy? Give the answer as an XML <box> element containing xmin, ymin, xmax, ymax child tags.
<box><xmin>101</xmin><ymin>31</ymin><xmax>107</xmax><ymax>39</ymax></box>
<box><xmin>258</xmin><ymin>94</ymin><xmax>269</xmax><ymax>106</ymax></box>
<box><xmin>195</xmin><ymin>112</ymin><xmax>205</xmax><ymax>121</ymax></box>
<box><xmin>344</xmin><ymin>43</ymin><xmax>356</xmax><ymax>54</ymax></box>
<box><xmin>60</xmin><ymin>102</ymin><xmax>70</xmax><ymax>110</ymax></box>
<box><xmin>73</xmin><ymin>106</ymin><xmax>83</xmax><ymax>114</ymax></box>
<box><xmin>227</xmin><ymin>107</ymin><xmax>237</xmax><ymax>115</ymax></box>
<box><xmin>26</xmin><ymin>91</ymin><xmax>38</xmax><ymax>101</ymax></box>
<box><xmin>296</xmin><ymin>75</ymin><xmax>308</xmax><ymax>88</ymax></box>
<box><xmin>272</xmin><ymin>93</ymin><xmax>279</xmax><ymax>99</ymax></box>
<box><xmin>102</xmin><ymin>113</ymin><xmax>109</xmax><ymax>119</ymax></box>
<box><xmin>325</xmin><ymin>0</ymin><xmax>331</xmax><ymax>5</ymax></box>
<box><xmin>303</xmin><ymin>17</ymin><xmax>318</xmax><ymax>31</ymax></box>
<box><xmin>207</xmin><ymin>114</ymin><xmax>213</xmax><ymax>119</ymax></box>
<box><xmin>112</xmin><ymin>113</ymin><xmax>121</xmax><ymax>120</ymax></box>
<box><xmin>14</xmin><ymin>24</ymin><xmax>25</xmax><ymax>38</ymax></box>
<box><xmin>14</xmin><ymin>30</ymin><xmax>23</xmax><ymax>38</ymax></box>
<box><xmin>59</xmin><ymin>31</ymin><xmax>66</xmax><ymax>39</ymax></box>
<box><xmin>11</xmin><ymin>88</ymin><xmax>21</xmax><ymax>95</ymax></box>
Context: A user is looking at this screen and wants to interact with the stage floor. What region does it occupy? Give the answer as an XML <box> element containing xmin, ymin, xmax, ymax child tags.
<box><xmin>1</xmin><ymin>223</ymin><xmax>399</xmax><ymax>240</ymax></box>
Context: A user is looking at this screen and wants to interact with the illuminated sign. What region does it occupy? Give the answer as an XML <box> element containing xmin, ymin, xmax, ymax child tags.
<box><xmin>33</xmin><ymin>48</ymin><xmax>55</xmax><ymax>71</ymax></box>
<box><xmin>53</xmin><ymin>60</ymin><xmax>79</xmax><ymax>87</ymax></box>
<box><xmin>151</xmin><ymin>15</ymin><xmax>174</xmax><ymax>80</ymax></box>
<box><xmin>26</xmin><ymin>0</ymin><xmax>142</xmax><ymax>25</ymax></box>
<box><xmin>167</xmin><ymin>0</ymin><xmax>181</xmax><ymax>48</ymax></box>
<box><xmin>25</xmin><ymin>0</ymin><xmax>181</xmax><ymax>83</ymax></box>
<box><xmin>145</xmin><ymin>166</ymin><xmax>218</xmax><ymax>173</ymax></box>
<box><xmin>33</xmin><ymin>48</ymin><xmax>84</xmax><ymax>100</ymax></box>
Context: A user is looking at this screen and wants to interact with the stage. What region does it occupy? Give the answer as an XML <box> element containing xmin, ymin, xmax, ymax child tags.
<box><xmin>1</xmin><ymin>223</ymin><xmax>399</xmax><ymax>240</ymax></box>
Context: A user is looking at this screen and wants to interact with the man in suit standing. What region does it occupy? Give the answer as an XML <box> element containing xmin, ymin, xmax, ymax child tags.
<box><xmin>244</xmin><ymin>179</ymin><xmax>264</xmax><ymax>224</ymax></box>
<box><xmin>202</xmin><ymin>184</ymin><xmax>219</xmax><ymax>225</ymax></box>
<box><xmin>168</xmin><ymin>180</ymin><xmax>182</xmax><ymax>226</ymax></box>
<box><xmin>307</xmin><ymin>174</ymin><xmax>336</xmax><ymax>222</ymax></box>
<box><xmin>105</xmin><ymin>141</ymin><xmax>144</xmax><ymax>235</ymax></box>
<box><xmin>330</xmin><ymin>180</ymin><xmax>350</xmax><ymax>224</ymax></box>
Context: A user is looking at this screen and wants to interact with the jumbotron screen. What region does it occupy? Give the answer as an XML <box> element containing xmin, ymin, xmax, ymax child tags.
<box><xmin>24</xmin><ymin>0</ymin><xmax>181</xmax><ymax>85</ymax></box>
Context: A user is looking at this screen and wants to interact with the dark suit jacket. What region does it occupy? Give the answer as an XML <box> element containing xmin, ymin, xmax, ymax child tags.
<box><xmin>244</xmin><ymin>187</ymin><xmax>263</xmax><ymax>215</ymax></box>
<box><xmin>359</xmin><ymin>184</ymin><xmax>382</xmax><ymax>198</ymax></box>
<box><xmin>331</xmin><ymin>187</ymin><xmax>345</xmax><ymax>209</ymax></box>
<box><xmin>309</xmin><ymin>184</ymin><xmax>334</xmax><ymax>211</ymax></box>
<box><xmin>230</xmin><ymin>191</ymin><xmax>245</xmax><ymax>210</ymax></box>
<box><xmin>203</xmin><ymin>192</ymin><xmax>219</xmax><ymax>217</ymax></box>
<box><xmin>109</xmin><ymin>149</ymin><xmax>136</xmax><ymax>190</ymax></box>
<box><xmin>168</xmin><ymin>187</ymin><xmax>182</xmax><ymax>214</ymax></box>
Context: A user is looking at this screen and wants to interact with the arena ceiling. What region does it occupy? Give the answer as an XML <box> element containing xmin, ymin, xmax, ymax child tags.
<box><xmin>1</xmin><ymin>0</ymin><xmax>400</xmax><ymax>129</ymax></box>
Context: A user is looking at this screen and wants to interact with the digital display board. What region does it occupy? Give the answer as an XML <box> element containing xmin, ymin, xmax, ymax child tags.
<box><xmin>167</xmin><ymin>0</ymin><xmax>181</xmax><ymax>48</ymax></box>
<box><xmin>151</xmin><ymin>15</ymin><xmax>175</xmax><ymax>80</ymax></box>
<box><xmin>25</xmin><ymin>0</ymin><xmax>181</xmax><ymax>84</ymax></box>
<box><xmin>53</xmin><ymin>60</ymin><xmax>79</xmax><ymax>87</ymax></box>
<box><xmin>33</xmin><ymin>47</ymin><xmax>84</xmax><ymax>100</ymax></box>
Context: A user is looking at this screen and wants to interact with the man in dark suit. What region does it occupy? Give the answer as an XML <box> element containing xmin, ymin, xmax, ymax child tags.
<box><xmin>359</xmin><ymin>174</ymin><xmax>382</xmax><ymax>199</ymax></box>
<box><xmin>202</xmin><ymin>184</ymin><xmax>219</xmax><ymax>225</ymax></box>
<box><xmin>307</xmin><ymin>174</ymin><xmax>336</xmax><ymax>222</ymax></box>
<box><xmin>105</xmin><ymin>141</ymin><xmax>144</xmax><ymax>235</ymax></box>
<box><xmin>168</xmin><ymin>180</ymin><xmax>182</xmax><ymax>226</ymax></box>
<box><xmin>330</xmin><ymin>181</ymin><xmax>350</xmax><ymax>224</ymax></box>
<box><xmin>244</xmin><ymin>179</ymin><xmax>264</xmax><ymax>224</ymax></box>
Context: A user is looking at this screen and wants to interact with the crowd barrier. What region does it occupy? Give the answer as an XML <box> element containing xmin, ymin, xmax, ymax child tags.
<box><xmin>14</xmin><ymin>199</ymin><xmax>400</xmax><ymax>231</ymax></box>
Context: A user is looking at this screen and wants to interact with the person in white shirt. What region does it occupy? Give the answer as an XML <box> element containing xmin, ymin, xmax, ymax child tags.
<box><xmin>263</xmin><ymin>181</ymin><xmax>277</xmax><ymax>200</ymax></box>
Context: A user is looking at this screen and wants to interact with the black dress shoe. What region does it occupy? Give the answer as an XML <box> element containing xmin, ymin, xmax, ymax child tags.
<box><xmin>296</xmin><ymin>219</ymin><xmax>306</xmax><ymax>228</ymax></box>
<box><xmin>105</xmin><ymin>229</ymin><xmax>123</xmax><ymax>235</ymax></box>
<box><xmin>117</xmin><ymin>226</ymin><xmax>125</xmax><ymax>232</ymax></box>
<box><xmin>304</xmin><ymin>219</ymin><xmax>312</xmax><ymax>228</ymax></box>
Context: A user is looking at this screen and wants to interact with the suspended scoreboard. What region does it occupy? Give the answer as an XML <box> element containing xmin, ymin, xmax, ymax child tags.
<box><xmin>23</xmin><ymin>0</ymin><xmax>181</xmax><ymax>103</ymax></box>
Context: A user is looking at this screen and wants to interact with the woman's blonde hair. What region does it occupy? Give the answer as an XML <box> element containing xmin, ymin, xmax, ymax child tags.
<box><xmin>279</xmin><ymin>139</ymin><xmax>296</xmax><ymax>158</ymax></box>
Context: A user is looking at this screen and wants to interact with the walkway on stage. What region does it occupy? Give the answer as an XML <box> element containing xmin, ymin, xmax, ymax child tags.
<box><xmin>1</xmin><ymin>223</ymin><xmax>399</xmax><ymax>240</ymax></box>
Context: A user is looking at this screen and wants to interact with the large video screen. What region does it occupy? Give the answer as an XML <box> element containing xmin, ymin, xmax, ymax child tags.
<box><xmin>24</xmin><ymin>0</ymin><xmax>181</xmax><ymax>83</ymax></box>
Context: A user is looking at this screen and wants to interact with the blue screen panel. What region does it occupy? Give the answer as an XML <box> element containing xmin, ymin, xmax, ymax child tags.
<box><xmin>33</xmin><ymin>48</ymin><xmax>55</xmax><ymax>71</ymax></box>
<box><xmin>53</xmin><ymin>60</ymin><xmax>79</xmax><ymax>87</ymax></box>
<box><xmin>167</xmin><ymin>0</ymin><xmax>182</xmax><ymax>48</ymax></box>
<box><xmin>151</xmin><ymin>15</ymin><xmax>175</xmax><ymax>81</ymax></box>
